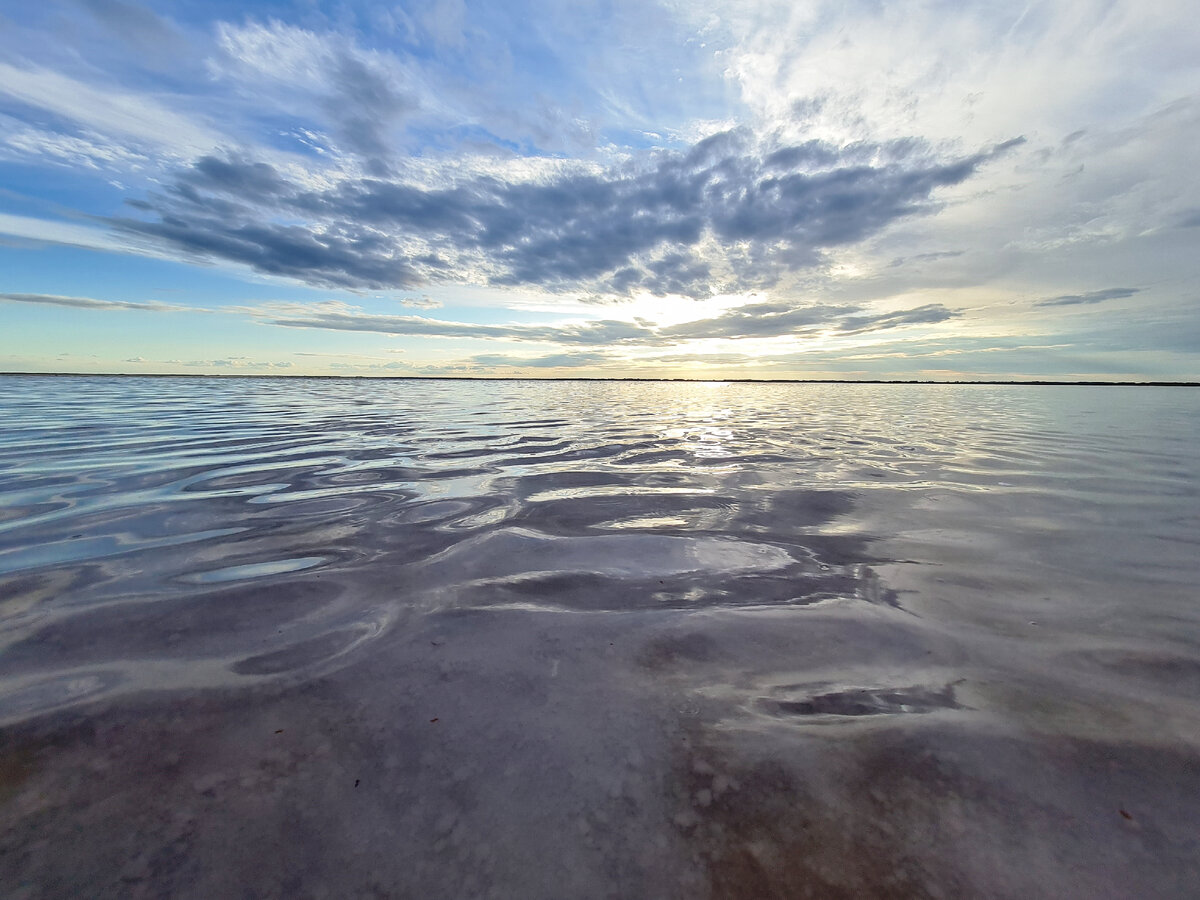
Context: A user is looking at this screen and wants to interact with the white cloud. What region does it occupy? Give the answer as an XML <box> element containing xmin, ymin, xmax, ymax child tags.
<box><xmin>676</xmin><ymin>0</ymin><xmax>1199</xmax><ymax>146</ymax></box>
<box><xmin>0</xmin><ymin>213</ymin><xmax>130</xmax><ymax>253</ymax></box>
<box><xmin>0</xmin><ymin>121</ymin><xmax>152</xmax><ymax>171</ymax></box>
<box><xmin>211</xmin><ymin>20</ymin><xmax>420</xmax><ymax>160</ymax></box>
<box><xmin>0</xmin><ymin>61</ymin><xmax>223</xmax><ymax>156</ymax></box>
<box><xmin>398</xmin><ymin>295</ymin><xmax>442</xmax><ymax>310</ymax></box>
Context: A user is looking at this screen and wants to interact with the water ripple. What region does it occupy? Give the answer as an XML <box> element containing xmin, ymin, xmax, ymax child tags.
<box><xmin>0</xmin><ymin>375</ymin><xmax>1198</xmax><ymax>731</ymax></box>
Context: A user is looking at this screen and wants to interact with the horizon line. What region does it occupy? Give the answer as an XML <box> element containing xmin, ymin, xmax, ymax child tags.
<box><xmin>3</xmin><ymin>372</ymin><xmax>1198</xmax><ymax>387</ymax></box>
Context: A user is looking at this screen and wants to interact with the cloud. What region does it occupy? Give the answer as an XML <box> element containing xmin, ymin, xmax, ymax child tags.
<box><xmin>887</xmin><ymin>250</ymin><xmax>964</xmax><ymax>267</ymax></box>
<box><xmin>0</xmin><ymin>212</ymin><xmax>133</xmax><ymax>253</ymax></box>
<box><xmin>179</xmin><ymin>155</ymin><xmax>290</xmax><ymax>200</ymax></box>
<box><xmin>2</xmin><ymin>126</ymin><xmax>152</xmax><ymax>172</ymax></box>
<box><xmin>115</xmin><ymin>132</ymin><xmax>1020</xmax><ymax>296</ymax></box>
<box><xmin>213</xmin><ymin>20</ymin><xmax>414</xmax><ymax>163</ymax></box>
<box><xmin>116</xmin><ymin>216</ymin><xmax>425</xmax><ymax>290</ymax></box>
<box><xmin>0</xmin><ymin>292</ymin><xmax>187</xmax><ymax>311</ymax></box>
<box><xmin>653</xmin><ymin>352</ymin><xmax>756</xmax><ymax>366</ymax></box>
<box><xmin>323</xmin><ymin>54</ymin><xmax>414</xmax><ymax>161</ymax></box>
<box><xmin>658</xmin><ymin>301</ymin><xmax>853</xmax><ymax>340</ymax></box>
<box><xmin>0</xmin><ymin>61</ymin><xmax>220</xmax><ymax>155</ymax></box>
<box><xmin>329</xmin><ymin>360</ymin><xmax>410</xmax><ymax>371</ymax></box>
<box><xmin>1034</xmin><ymin>287</ymin><xmax>1140</xmax><ymax>308</ymax></box>
<box><xmin>398</xmin><ymin>294</ymin><xmax>442</xmax><ymax>309</ymax></box>
<box><xmin>653</xmin><ymin>300</ymin><xmax>959</xmax><ymax>340</ymax></box>
<box><xmin>261</xmin><ymin>297</ymin><xmax>959</xmax><ymax>346</ymax></box>
<box><xmin>264</xmin><ymin>310</ymin><xmax>662</xmax><ymax>345</ymax></box>
<box><xmin>177</xmin><ymin>357</ymin><xmax>291</xmax><ymax>369</ymax></box>
<box><xmin>837</xmin><ymin>303</ymin><xmax>960</xmax><ymax>333</ymax></box>
<box><xmin>471</xmin><ymin>351</ymin><xmax>613</xmax><ymax>368</ymax></box>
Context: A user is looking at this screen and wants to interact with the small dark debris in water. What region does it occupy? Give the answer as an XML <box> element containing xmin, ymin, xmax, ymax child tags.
<box><xmin>354</xmin><ymin>779</ymin><xmax>360</xmax><ymax>788</ymax></box>
<box><xmin>431</xmin><ymin>640</ymin><xmax>444</xmax><ymax>646</ymax></box>
<box><xmin>430</xmin><ymin>718</ymin><xmax>439</xmax><ymax>723</ymax></box>
<box><xmin>274</xmin><ymin>729</ymin><xmax>284</xmax><ymax>734</ymax></box>
<box><xmin>1120</xmin><ymin>809</ymin><xmax>1133</xmax><ymax>820</ymax></box>
<box><xmin>760</xmin><ymin>683</ymin><xmax>962</xmax><ymax>718</ymax></box>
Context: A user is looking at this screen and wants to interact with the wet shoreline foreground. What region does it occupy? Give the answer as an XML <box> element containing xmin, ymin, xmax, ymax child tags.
<box><xmin>2</xmin><ymin>377</ymin><xmax>1198</xmax><ymax>897</ymax></box>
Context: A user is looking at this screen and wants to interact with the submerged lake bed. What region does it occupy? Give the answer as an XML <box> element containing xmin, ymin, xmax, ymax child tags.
<box><xmin>1</xmin><ymin>376</ymin><xmax>1198</xmax><ymax>898</ymax></box>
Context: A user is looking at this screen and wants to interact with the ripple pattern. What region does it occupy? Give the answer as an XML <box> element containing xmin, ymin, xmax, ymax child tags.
<box><xmin>1</xmin><ymin>377</ymin><xmax>1198</xmax><ymax>719</ymax></box>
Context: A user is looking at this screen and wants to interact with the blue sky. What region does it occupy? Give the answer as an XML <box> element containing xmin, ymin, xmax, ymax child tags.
<box><xmin>1</xmin><ymin>0</ymin><xmax>1198</xmax><ymax>379</ymax></box>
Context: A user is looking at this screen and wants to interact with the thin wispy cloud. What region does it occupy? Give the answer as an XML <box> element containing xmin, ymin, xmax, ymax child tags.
<box><xmin>398</xmin><ymin>295</ymin><xmax>442</xmax><ymax>310</ymax></box>
<box><xmin>0</xmin><ymin>61</ymin><xmax>221</xmax><ymax>156</ymax></box>
<box><xmin>1034</xmin><ymin>288</ymin><xmax>1141</xmax><ymax>308</ymax></box>
<box><xmin>259</xmin><ymin>299</ymin><xmax>957</xmax><ymax>347</ymax></box>
<box><xmin>0</xmin><ymin>292</ymin><xmax>191</xmax><ymax>312</ymax></box>
<box><xmin>471</xmin><ymin>351</ymin><xmax>613</xmax><ymax>369</ymax></box>
<box><xmin>888</xmin><ymin>251</ymin><xmax>964</xmax><ymax>268</ymax></box>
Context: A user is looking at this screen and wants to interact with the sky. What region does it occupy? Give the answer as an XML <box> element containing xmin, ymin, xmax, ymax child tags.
<box><xmin>1</xmin><ymin>0</ymin><xmax>1198</xmax><ymax>380</ymax></box>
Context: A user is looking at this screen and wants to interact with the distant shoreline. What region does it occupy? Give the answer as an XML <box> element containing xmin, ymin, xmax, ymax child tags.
<box><xmin>3</xmin><ymin>372</ymin><xmax>1198</xmax><ymax>387</ymax></box>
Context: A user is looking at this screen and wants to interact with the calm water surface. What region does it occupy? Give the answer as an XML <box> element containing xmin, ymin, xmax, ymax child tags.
<box><xmin>1</xmin><ymin>376</ymin><xmax>1198</xmax><ymax>898</ymax></box>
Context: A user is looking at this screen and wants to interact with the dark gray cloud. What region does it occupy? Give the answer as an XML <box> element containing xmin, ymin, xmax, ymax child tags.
<box><xmin>118</xmin><ymin>217</ymin><xmax>425</xmax><ymax>290</ymax></box>
<box><xmin>115</xmin><ymin>132</ymin><xmax>1022</xmax><ymax>296</ymax></box>
<box><xmin>0</xmin><ymin>292</ymin><xmax>183</xmax><ymax>311</ymax></box>
<box><xmin>322</xmin><ymin>53</ymin><xmax>414</xmax><ymax>162</ymax></box>
<box><xmin>838</xmin><ymin>303</ymin><xmax>960</xmax><ymax>333</ymax></box>
<box><xmin>182</xmin><ymin>156</ymin><xmax>290</xmax><ymax>200</ymax></box>
<box><xmin>887</xmin><ymin>250</ymin><xmax>964</xmax><ymax>267</ymax></box>
<box><xmin>1034</xmin><ymin>287</ymin><xmax>1140</xmax><ymax>308</ymax></box>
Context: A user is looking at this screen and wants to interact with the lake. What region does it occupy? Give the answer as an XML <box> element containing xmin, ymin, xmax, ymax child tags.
<box><xmin>1</xmin><ymin>376</ymin><xmax>1198</xmax><ymax>898</ymax></box>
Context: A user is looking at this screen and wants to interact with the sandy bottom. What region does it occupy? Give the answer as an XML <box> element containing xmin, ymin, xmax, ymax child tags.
<box><xmin>4</xmin><ymin>596</ymin><xmax>1199</xmax><ymax>899</ymax></box>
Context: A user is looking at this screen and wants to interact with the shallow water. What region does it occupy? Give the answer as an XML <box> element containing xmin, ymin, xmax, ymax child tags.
<box><xmin>1</xmin><ymin>375</ymin><xmax>1199</xmax><ymax>898</ymax></box>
